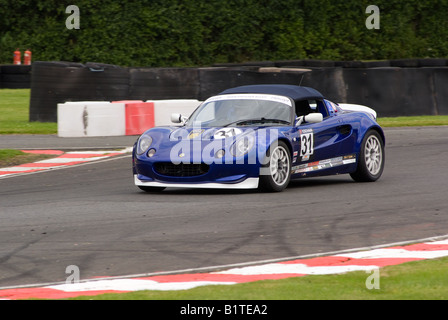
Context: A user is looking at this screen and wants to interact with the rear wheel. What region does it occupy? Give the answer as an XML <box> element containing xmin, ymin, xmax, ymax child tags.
<box><xmin>259</xmin><ymin>141</ymin><xmax>291</xmax><ymax>192</ymax></box>
<box><xmin>350</xmin><ymin>130</ymin><xmax>384</xmax><ymax>182</ymax></box>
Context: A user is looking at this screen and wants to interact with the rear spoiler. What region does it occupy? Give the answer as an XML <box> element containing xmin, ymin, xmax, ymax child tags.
<box><xmin>337</xmin><ymin>103</ymin><xmax>377</xmax><ymax>120</ymax></box>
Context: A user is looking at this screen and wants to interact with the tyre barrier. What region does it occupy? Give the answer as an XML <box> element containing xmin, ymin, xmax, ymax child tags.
<box><xmin>30</xmin><ymin>61</ymin><xmax>129</xmax><ymax>122</ymax></box>
<box><xmin>197</xmin><ymin>67</ymin><xmax>313</xmax><ymax>101</ymax></box>
<box><xmin>0</xmin><ymin>65</ymin><xmax>31</xmax><ymax>89</ymax></box>
<box><xmin>341</xmin><ymin>67</ymin><xmax>448</xmax><ymax>117</ymax></box>
<box><xmin>57</xmin><ymin>101</ymin><xmax>126</xmax><ymax>137</ymax></box>
<box><xmin>432</xmin><ymin>68</ymin><xmax>448</xmax><ymax>115</ymax></box>
<box><xmin>129</xmin><ymin>67</ymin><xmax>200</xmax><ymax>101</ymax></box>
<box><xmin>149</xmin><ymin>99</ymin><xmax>201</xmax><ymax>127</ymax></box>
<box><xmin>57</xmin><ymin>99</ymin><xmax>201</xmax><ymax>137</ymax></box>
<box><xmin>26</xmin><ymin>59</ymin><xmax>448</xmax><ymax>122</ymax></box>
<box><xmin>112</xmin><ymin>100</ymin><xmax>154</xmax><ymax>136</ymax></box>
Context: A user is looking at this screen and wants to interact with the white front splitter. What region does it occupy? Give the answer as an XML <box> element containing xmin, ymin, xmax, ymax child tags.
<box><xmin>134</xmin><ymin>175</ymin><xmax>259</xmax><ymax>189</ymax></box>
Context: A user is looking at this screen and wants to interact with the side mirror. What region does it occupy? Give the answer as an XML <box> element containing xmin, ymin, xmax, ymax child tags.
<box><xmin>295</xmin><ymin>113</ymin><xmax>323</xmax><ymax>126</ymax></box>
<box><xmin>171</xmin><ymin>113</ymin><xmax>182</xmax><ymax>123</ymax></box>
<box><xmin>304</xmin><ymin>113</ymin><xmax>323</xmax><ymax>123</ymax></box>
<box><xmin>171</xmin><ymin>113</ymin><xmax>188</xmax><ymax>124</ymax></box>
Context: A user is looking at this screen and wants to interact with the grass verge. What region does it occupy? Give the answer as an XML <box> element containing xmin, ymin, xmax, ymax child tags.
<box><xmin>68</xmin><ymin>256</ymin><xmax>448</xmax><ymax>300</ymax></box>
<box><xmin>378</xmin><ymin>115</ymin><xmax>448</xmax><ymax>127</ymax></box>
<box><xmin>0</xmin><ymin>89</ymin><xmax>56</xmax><ymax>134</ymax></box>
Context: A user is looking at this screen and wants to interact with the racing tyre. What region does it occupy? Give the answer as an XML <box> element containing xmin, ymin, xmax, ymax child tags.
<box><xmin>259</xmin><ymin>141</ymin><xmax>291</xmax><ymax>192</ymax></box>
<box><xmin>350</xmin><ymin>130</ymin><xmax>384</xmax><ymax>182</ymax></box>
<box><xmin>138</xmin><ymin>186</ymin><xmax>166</xmax><ymax>192</ymax></box>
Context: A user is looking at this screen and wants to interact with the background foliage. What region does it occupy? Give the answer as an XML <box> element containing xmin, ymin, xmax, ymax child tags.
<box><xmin>1</xmin><ymin>0</ymin><xmax>447</xmax><ymax>67</ymax></box>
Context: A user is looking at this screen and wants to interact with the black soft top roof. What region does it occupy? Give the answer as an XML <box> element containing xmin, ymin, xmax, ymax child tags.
<box><xmin>219</xmin><ymin>84</ymin><xmax>324</xmax><ymax>101</ymax></box>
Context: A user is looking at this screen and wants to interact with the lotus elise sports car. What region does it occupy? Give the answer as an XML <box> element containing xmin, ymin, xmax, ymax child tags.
<box><xmin>132</xmin><ymin>84</ymin><xmax>385</xmax><ymax>192</ymax></box>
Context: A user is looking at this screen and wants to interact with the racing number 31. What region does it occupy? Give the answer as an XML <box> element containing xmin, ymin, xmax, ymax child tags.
<box><xmin>300</xmin><ymin>129</ymin><xmax>314</xmax><ymax>158</ymax></box>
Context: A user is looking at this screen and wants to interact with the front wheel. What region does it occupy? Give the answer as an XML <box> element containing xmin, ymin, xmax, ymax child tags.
<box><xmin>259</xmin><ymin>141</ymin><xmax>291</xmax><ymax>192</ymax></box>
<box><xmin>350</xmin><ymin>130</ymin><xmax>385</xmax><ymax>182</ymax></box>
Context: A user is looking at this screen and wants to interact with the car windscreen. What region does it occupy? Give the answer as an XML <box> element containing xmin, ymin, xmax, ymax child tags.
<box><xmin>185</xmin><ymin>94</ymin><xmax>293</xmax><ymax>128</ymax></box>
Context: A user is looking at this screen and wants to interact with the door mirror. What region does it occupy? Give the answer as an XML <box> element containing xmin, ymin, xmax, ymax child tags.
<box><xmin>171</xmin><ymin>113</ymin><xmax>181</xmax><ymax>123</ymax></box>
<box><xmin>304</xmin><ymin>113</ymin><xmax>323</xmax><ymax>123</ymax></box>
<box><xmin>295</xmin><ymin>113</ymin><xmax>323</xmax><ymax>126</ymax></box>
<box><xmin>171</xmin><ymin>113</ymin><xmax>188</xmax><ymax>124</ymax></box>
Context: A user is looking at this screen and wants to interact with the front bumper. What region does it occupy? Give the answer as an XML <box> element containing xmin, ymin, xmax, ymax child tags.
<box><xmin>132</xmin><ymin>132</ymin><xmax>266</xmax><ymax>190</ymax></box>
<box><xmin>134</xmin><ymin>174</ymin><xmax>259</xmax><ymax>189</ymax></box>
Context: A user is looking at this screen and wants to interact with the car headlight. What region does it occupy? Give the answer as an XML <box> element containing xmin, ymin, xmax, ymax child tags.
<box><xmin>230</xmin><ymin>134</ymin><xmax>255</xmax><ymax>157</ymax></box>
<box><xmin>215</xmin><ymin>149</ymin><xmax>225</xmax><ymax>159</ymax></box>
<box><xmin>137</xmin><ymin>135</ymin><xmax>153</xmax><ymax>155</ymax></box>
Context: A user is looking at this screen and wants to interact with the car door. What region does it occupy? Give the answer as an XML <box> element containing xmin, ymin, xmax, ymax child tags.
<box><xmin>290</xmin><ymin>99</ymin><xmax>353</xmax><ymax>172</ymax></box>
<box><xmin>296</xmin><ymin>115</ymin><xmax>344</xmax><ymax>163</ymax></box>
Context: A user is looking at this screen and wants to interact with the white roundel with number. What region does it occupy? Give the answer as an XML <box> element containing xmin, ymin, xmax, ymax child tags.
<box><xmin>299</xmin><ymin>128</ymin><xmax>314</xmax><ymax>161</ymax></box>
<box><xmin>214</xmin><ymin>128</ymin><xmax>243</xmax><ymax>139</ymax></box>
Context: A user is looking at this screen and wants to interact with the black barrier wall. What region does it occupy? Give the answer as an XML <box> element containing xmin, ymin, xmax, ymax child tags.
<box><xmin>0</xmin><ymin>65</ymin><xmax>31</xmax><ymax>89</ymax></box>
<box><xmin>341</xmin><ymin>67</ymin><xmax>442</xmax><ymax>117</ymax></box>
<box><xmin>128</xmin><ymin>67</ymin><xmax>199</xmax><ymax>100</ymax></box>
<box><xmin>29</xmin><ymin>62</ymin><xmax>129</xmax><ymax>122</ymax></box>
<box><xmin>24</xmin><ymin>59</ymin><xmax>448</xmax><ymax>122</ymax></box>
<box><xmin>198</xmin><ymin>67</ymin><xmax>305</xmax><ymax>100</ymax></box>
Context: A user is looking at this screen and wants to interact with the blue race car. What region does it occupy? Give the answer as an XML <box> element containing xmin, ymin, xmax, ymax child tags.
<box><xmin>133</xmin><ymin>84</ymin><xmax>385</xmax><ymax>192</ymax></box>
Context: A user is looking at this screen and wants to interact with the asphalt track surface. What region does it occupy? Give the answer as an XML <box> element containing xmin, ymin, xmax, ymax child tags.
<box><xmin>0</xmin><ymin>127</ymin><xmax>447</xmax><ymax>288</ymax></box>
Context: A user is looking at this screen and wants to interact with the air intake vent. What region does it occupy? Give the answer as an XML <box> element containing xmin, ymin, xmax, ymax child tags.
<box><xmin>154</xmin><ymin>163</ymin><xmax>209</xmax><ymax>177</ymax></box>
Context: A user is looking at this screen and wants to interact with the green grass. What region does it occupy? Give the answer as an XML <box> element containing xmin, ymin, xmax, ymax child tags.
<box><xmin>69</xmin><ymin>257</ymin><xmax>448</xmax><ymax>300</ymax></box>
<box><xmin>0</xmin><ymin>89</ymin><xmax>56</xmax><ymax>134</ymax></box>
<box><xmin>1</xmin><ymin>89</ymin><xmax>448</xmax><ymax>135</ymax></box>
<box><xmin>378</xmin><ymin>115</ymin><xmax>448</xmax><ymax>127</ymax></box>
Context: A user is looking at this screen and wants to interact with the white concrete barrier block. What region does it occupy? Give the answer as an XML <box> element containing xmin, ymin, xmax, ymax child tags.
<box><xmin>147</xmin><ymin>99</ymin><xmax>202</xmax><ymax>126</ymax></box>
<box><xmin>58</xmin><ymin>101</ymin><xmax>125</xmax><ymax>137</ymax></box>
